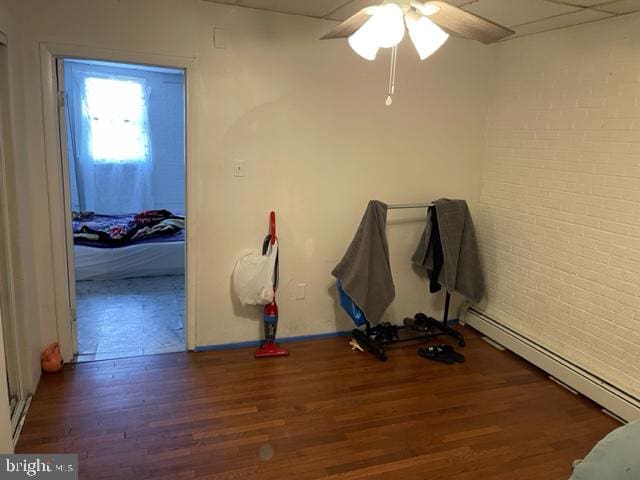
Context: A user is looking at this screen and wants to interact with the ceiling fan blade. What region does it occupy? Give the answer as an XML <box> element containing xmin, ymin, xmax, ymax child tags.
<box><xmin>421</xmin><ymin>1</ymin><xmax>514</xmax><ymax>44</ymax></box>
<box><xmin>320</xmin><ymin>7</ymin><xmax>374</xmax><ymax>40</ymax></box>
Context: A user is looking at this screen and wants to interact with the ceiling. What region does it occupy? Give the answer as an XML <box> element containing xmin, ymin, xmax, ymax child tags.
<box><xmin>204</xmin><ymin>0</ymin><xmax>640</xmax><ymax>39</ymax></box>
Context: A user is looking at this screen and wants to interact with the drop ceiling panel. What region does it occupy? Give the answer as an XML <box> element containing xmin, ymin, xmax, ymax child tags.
<box><xmin>462</xmin><ymin>0</ymin><xmax>579</xmax><ymax>27</ymax></box>
<box><xmin>547</xmin><ymin>0</ymin><xmax>613</xmax><ymax>5</ymax></box>
<box><xmin>511</xmin><ymin>7</ymin><xmax>612</xmax><ymax>37</ymax></box>
<box><xmin>237</xmin><ymin>0</ymin><xmax>347</xmax><ymax>18</ymax></box>
<box><xmin>325</xmin><ymin>0</ymin><xmax>374</xmax><ymax>21</ymax></box>
<box><xmin>593</xmin><ymin>0</ymin><xmax>640</xmax><ymax>13</ymax></box>
<box><xmin>202</xmin><ymin>0</ymin><xmax>640</xmax><ymax>39</ymax></box>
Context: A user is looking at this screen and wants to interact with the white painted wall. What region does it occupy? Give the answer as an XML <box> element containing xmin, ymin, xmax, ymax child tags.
<box><xmin>477</xmin><ymin>14</ymin><xmax>640</xmax><ymax>398</ymax></box>
<box><xmin>10</xmin><ymin>0</ymin><xmax>493</xmax><ymax>350</ymax></box>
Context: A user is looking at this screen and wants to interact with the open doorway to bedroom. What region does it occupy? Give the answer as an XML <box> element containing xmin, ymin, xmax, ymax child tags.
<box><xmin>60</xmin><ymin>58</ymin><xmax>186</xmax><ymax>361</ymax></box>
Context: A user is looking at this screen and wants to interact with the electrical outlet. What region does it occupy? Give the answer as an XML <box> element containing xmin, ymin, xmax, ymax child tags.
<box><xmin>234</xmin><ymin>161</ymin><xmax>245</xmax><ymax>177</ymax></box>
<box><xmin>213</xmin><ymin>27</ymin><xmax>227</xmax><ymax>49</ymax></box>
<box><xmin>295</xmin><ymin>283</ymin><xmax>306</xmax><ymax>300</ymax></box>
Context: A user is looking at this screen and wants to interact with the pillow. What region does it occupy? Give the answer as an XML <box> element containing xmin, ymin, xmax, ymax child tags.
<box><xmin>569</xmin><ymin>420</ymin><xmax>640</xmax><ymax>479</ymax></box>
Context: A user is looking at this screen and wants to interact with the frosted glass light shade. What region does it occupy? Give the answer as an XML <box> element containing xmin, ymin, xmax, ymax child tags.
<box><xmin>348</xmin><ymin>3</ymin><xmax>407</xmax><ymax>60</ymax></box>
<box><xmin>374</xmin><ymin>3</ymin><xmax>406</xmax><ymax>49</ymax></box>
<box><xmin>348</xmin><ymin>15</ymin><xmax>380</xmax><ymax>60</ymax></box>
<box><xmin>405</xmin><ymin>14</ymin><xmax>449</xmax><ymax>60</ymax></box>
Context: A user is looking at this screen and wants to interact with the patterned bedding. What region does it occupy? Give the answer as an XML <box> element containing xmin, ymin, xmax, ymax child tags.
<box><xmin>73</xmin><ymin>210</ymin><xmax>185</xmax><ymax>248</ymax></box>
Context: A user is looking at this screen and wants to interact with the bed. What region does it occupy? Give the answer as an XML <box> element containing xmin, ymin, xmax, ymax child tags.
<box><xmin>72</xmin><ymin>210</ymin><xmax>185</xmax><ymax>281</ymax></box>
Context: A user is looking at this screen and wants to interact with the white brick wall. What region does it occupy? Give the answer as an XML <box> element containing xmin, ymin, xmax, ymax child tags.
<box><xmin>477</xmin><ymin>14</ymin><xmax>640</xmax><ymax>398</ymax></box>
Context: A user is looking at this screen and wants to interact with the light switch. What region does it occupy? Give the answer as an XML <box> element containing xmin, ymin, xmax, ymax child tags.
<box><xmin>295</xmin><ymin>283</ymin><xmax>306</xmax><ymax>300</ymax></box>
<box><xmin>234</xmin><ymin>161</ymin><xmax>245</xmax><ymax>177</ymax></box>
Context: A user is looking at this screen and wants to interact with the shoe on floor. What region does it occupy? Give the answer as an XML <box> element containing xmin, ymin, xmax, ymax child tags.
<box><xmin>403</xmin><ymin>316</ymin><xmax>431</xmax><ymax>332</ymax></box>
<box><xmin>417</xmin><ymin>344</ymin><xmax>465</xmax><ymax>364</ymax></box>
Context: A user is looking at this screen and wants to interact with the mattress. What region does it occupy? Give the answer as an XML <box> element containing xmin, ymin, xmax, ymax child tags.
<box><xmin>74</xmin><ymin>240</ymin><xmax>185</xmax><ymax>281</ymax></box>
<box><xmin>73</xmin><ymin>211</ymin><xmax>184</xmax><ymax>248</ymax></box>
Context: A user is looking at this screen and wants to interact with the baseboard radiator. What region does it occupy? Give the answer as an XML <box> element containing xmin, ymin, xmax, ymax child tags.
<box><xmin>462</xmin><ymin>307</ymin><xmax>640</xmax><ymax>422</ymax></box>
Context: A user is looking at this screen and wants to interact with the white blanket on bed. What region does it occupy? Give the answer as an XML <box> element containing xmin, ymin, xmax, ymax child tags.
<box><xmin>74</xmin><ymin>241</ymin><xmax>184</xmax><ymax>281</ymax></box>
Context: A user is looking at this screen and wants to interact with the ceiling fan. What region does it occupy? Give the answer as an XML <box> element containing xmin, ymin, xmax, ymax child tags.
<box><xmin>320</xmin><ymin>0</ymin><xmax>514</xmax><ymax>104</ymax></box>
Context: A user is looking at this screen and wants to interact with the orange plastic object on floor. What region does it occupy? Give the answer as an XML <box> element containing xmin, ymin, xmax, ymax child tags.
<box><xmin>41</xmin><ymin>342</ymin><xmax>64</xmax><ymax>373</ymax></box>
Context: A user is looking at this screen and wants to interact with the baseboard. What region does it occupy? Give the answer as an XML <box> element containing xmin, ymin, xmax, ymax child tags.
<box><xmin>195</xmin><ymin>331</ymin><xmax>352</xmax><ymax>352</ymax></box>
<box><xmin>195</xmin><ymin>317</ymin><xmax>459</xmax><ymax>353</ymax></box>
<box><xmin>462</xmin><ymin>307</ymin><xmax>640</xmax><ymax>422</ymax></box>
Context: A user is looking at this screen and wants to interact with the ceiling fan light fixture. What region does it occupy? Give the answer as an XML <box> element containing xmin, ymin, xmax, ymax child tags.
<box><xmin>348</xmin><ymin>3</ymin><xmax>406</xmax><ymax>60</ymax></box>
<box><xmin>348</xmin><ymin>15</ymin><xmax>380</xmax><ymax>60</ymax></box>
<box><xmin>405</xmin><ymin>12</ymin><xmax>449</xmax><ymax>60</ymax></box>
<box><xmin>372</xmin><ymin>3</ymin><xmax>406</xmax><ymax>48</ymax></box>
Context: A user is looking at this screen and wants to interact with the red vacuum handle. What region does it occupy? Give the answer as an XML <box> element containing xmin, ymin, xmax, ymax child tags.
<box><xmin>269</xmin><ymin>211</ymin><xmax>276</xmax><ymax>245</ymax></box>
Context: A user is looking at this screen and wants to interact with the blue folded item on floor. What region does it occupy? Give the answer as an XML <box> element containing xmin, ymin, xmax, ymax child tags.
<box><xmin>337</xmin><ymin>280</ymin><xmax>367</xmax><ymax>327</ymax></box>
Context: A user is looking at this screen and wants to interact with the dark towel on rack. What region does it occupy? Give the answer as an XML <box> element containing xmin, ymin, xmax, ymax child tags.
<box><xmin>332</xmin><ymin>200</ymin><xmax>395</xmax><ymax>325</ymax></box>
<box><xmin>412</xmin><ymin>199</ymin><xmax>484</xmax><ymax>304</ymax></box>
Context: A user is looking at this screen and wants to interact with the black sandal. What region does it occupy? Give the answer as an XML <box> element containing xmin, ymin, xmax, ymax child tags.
<box><xmin>439</xmin><ymin>344</ymin><xmax>465</xmax><ymax>363</ymax></box>
<box><xmin>418</xmin><ymin>345</ymin><xmax>455</xmax><ymax>364</ymax></box>
<box><xmin>418</xmin><ymin>344</ymin><xmax>465</xmax><ymax>364</ymax></box>
<box><xmin>403</xmin><ymin>316</ymin><xmax>432</xmax><ymax>332</ymax></box>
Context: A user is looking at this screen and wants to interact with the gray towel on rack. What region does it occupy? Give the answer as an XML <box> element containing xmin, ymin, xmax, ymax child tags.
<box><xmin>412</xmin><ymin>199</ymin><xmax>484</xmax><ymax>304</ymax></box>
<box><xmin>332</xmin><ymin>200</ymin><xmax>395</xmax><ymax>325</ymax></box>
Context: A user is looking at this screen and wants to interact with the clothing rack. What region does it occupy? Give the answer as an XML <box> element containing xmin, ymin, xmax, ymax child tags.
<box><xmin>353</xmin><ymin>201</ymin><xmax>465</xmax><ymax>361</ymax></box>
<box><xmin>387</xmin><ymin>202</ymin><xmax>433</xmax><ymax>209</ymax></box>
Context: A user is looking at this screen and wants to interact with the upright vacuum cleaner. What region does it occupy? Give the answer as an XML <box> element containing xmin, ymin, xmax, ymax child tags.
<box><xmin>255</xmin><ymin>211</ymin><xmax>289</xmax><ymax>358</ymax></box>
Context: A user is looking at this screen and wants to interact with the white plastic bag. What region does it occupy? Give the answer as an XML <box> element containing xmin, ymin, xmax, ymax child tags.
<box><xmin>232</xmin><ymin>240</ymin><xmax>278</xmax><ymax>306</ymax></box>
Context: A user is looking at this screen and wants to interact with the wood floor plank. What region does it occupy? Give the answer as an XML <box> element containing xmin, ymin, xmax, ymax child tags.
<box><xmin>16</xmin><ymin>327</ymin><xmax>619</xmax><ymax>479</ymax></box>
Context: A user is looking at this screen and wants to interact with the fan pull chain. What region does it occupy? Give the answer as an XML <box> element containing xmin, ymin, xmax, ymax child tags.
<box><xmin>386</xmin><ymin>45</ymin><xmax>398</xmax><ymax>107</ymax></box>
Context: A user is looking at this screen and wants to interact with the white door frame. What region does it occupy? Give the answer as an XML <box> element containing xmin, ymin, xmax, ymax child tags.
<box><xmin>0</xmin><ymin>31</ymin><xmax>31</xmax><ymax>450</ymax></box>
<box><xmin>53</xmin><ymin>59</ymin><xmax>78</xmax><ymax>353</ymax></box>
<box><xmin>39</xmin><ymin>43</ymin><xmax>198</xmax><ymax>361</ymax></box>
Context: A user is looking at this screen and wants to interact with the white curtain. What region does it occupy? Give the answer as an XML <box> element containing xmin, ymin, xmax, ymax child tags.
<box><xmin>68</xmin><ymin>70</ymin><xmax>153</xmax><ymax>214</ymax></box>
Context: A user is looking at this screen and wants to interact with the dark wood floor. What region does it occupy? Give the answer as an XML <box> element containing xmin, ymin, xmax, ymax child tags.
<box><xmin>17</xmin><ymin>327</ymin><xmax>618</xmax><ymax>479</ymax></box>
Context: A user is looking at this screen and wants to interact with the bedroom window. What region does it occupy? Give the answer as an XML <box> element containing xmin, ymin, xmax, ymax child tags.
<box><xmin>84</xmin><ymin>77</ymin><xmax>149</xmax><ymax>164</ymax></box>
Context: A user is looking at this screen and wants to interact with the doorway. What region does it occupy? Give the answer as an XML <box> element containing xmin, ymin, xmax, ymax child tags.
<box><xmin>58</xmin><ymin>58</ymin><xmax>187</xmax><ymax>361</ymax></box>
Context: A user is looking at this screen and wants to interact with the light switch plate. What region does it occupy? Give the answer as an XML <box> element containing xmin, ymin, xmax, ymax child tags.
<box><xmin>234</xmin><ymin>161</ymin><xmax>245</xmax><ymax>177</ymax></box>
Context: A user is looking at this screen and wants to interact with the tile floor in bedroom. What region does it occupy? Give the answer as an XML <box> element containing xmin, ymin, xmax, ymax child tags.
<box><xmin>75</xmin><ymin>275</ymin><xmax>185</xmax><ymax>362</ymax></box>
